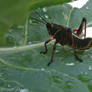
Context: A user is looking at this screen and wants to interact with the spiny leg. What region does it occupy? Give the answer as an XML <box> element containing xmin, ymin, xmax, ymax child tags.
<box><xmin>73</xmin><ymin>17</ymin><xmax>87</xmax><ymax>38</ymax></box>
<box><xmin>73</xmin><ymin>49</ymin><xmax>83</xmax><ymax>62</ymax></box>
<box><xmin>40</xmin><ymin>37</ymin><xmax>54</xmax><ymax>54</ymax></box>
<box><xmin>47</xmin><ymin>41</ymin><xmax>57</xmax><ymax>66</ymax></box>
<box><xmin>71</xmin><ymin>31</ymin><xmax>83</xmax><ymax>62</ymax></box>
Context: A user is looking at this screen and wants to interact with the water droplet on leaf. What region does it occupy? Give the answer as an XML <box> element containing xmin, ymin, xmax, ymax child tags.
<box><xmin>42</xmin><ymin>8</ymin><xmax>47</xmax><ymax>12</ymax></box>
<box><xmin>20</xmin><ymin>89</ymin><xmax>29</xmax><ymax>92</ymax></box>
<box><xmin>29</xmin><ymin>19</ymin><xmax>32</xmax><ymax>24</ymax></box>
<box><xmin>8</xmin><ymin>84</ymin><xmax>11</xmax><ymax>87</ymax></box>
<box><xmin>28</xmin><ymin>42</ymin><xmax>32</xmax><ymax>45</ymax></box>
<box><xmin>88</xmin><ymin>66</ymin><xmax>92</xmax><ymax>71</ymax></box>
<box><xmin>86</xmin><ymin>6</ymin><xmax>88</xmax><ymax>9</ymax></box>
<box><xmin>65</xmin><ymin>63</ymin><xmax>75</xmax><ymax>66</ymax></box>
<box><xmin>84</xmin><ymin>72</ymin><xmax>88</xmax><ymax>75</ymax></box>
<box><xmin>44</xmin><ymin>14</ymin><xmax>49</xmax><ymax>19</ymax></box>
<box><xmin>41</xmin><ymin>68</ymin><xmax>45</xmax><ymax>71</ymax></box>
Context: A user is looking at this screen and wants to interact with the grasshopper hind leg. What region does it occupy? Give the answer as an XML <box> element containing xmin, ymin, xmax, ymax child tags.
<box><xmin>74</xmin><ymin>49</ymin><xmax>83</xmax><ymax>62</ymax></box>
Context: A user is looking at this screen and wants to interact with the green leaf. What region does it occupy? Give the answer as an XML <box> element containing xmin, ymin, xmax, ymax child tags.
<box><xmin>0</xmin><ymin>0</ymin><xmax>70</xmax><ymax>46</ymax></box>
<box><xmin>1</xmin><ymin>0</ymin><xmax>92</xmax><ymax>92</ymax></box>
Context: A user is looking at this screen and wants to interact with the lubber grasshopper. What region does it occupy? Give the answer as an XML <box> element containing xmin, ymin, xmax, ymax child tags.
<box><xmin>31</xmin><ymin>11</ymin><xmax>92</xmax><ymax>66</ymax></box>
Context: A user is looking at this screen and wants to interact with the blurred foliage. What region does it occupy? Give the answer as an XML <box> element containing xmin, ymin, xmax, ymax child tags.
<box><xmin>0</xmin><ymin>0</ymin><xmax>70</xmax><ymax>46</ymax></box>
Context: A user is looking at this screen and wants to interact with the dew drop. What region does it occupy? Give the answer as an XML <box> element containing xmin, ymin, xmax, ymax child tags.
<box><xmin>90</xmin><ymin>56</ymin><xmax>92</xmax><ymax>58</ymax></box>
<box><xmin>84</xmin><ymin>72</ymin><xmax>88</xmax><ymax>75</ymax></box>
<box><xmin>40</xmin><ymin>17</ymin><xmax>42</xmax><ymax>20</ymax></box>
<box><xmin>44</xmin><ymin>14</ymin><xmax>49</xmax><ymax>19</ymax></box>
<box><xmin>80</xmin><ymin>71</ymin><xmax>83</xmax><ymax>74</ymax></box>
<box><xmin>20</xmin><ymin>89</ymin><xmax>29</xmax><ymax>92</ymax></box>
<box><xmin>13</xmin><ymin>46</ymin><xmax>17</xmax><ymax>48</ymax></box>
<box><xmin>80</xmin><ymin>71</ymin><xmax>88</xmax><ymax>75</ymax></box>
<box><xmin>42</xmin><ymin>8</ymin><xmax>47</xmax><ymax>12</ymax></box>
<box><xmin>8</xmin><ymin>84</ymin><xmax>11</xmax><ymax>87</ymax></box>
<box><xmin>41</xmin><ymin>68</ymin><xmax>45</xmax><ymax>71</ymax></box>
<box><xmin>88</xmin><ymin>66</ymin><xmax>92</xmax><ymax>71</ymax></box>
<box><xmin>28</xmin><ymin>42</ymin><xmax>32</xmax><ymax>45</ymax></box>
<box><xmin>29</xmin><ymin>19</ymin><xmax>32</xmax><ymax>24</ymax></box>
<box><xmin>86</xmin><ymin>6</ymin><xmax>89</xmax><ymax>9</ymax></box>
<box><xmin>9</xmin><ymin>29</ymin><xmax>12</xmax><ymax>33</ymax></box>
<box><xmin>55</xmin><ymin>50</ymin><xmax>59</xmax><ymax>53</ymax></box>
<box><xmin>65</xmin><ymin>63</ymin><xmax>75</xmax><ymax>66</ymax></box>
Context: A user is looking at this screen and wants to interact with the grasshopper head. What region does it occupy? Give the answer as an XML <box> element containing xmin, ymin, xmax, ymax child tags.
<box><xmin>46</xmin><ymin>22</ymin><xmax>56</xmax><ymax>35</ymax></box>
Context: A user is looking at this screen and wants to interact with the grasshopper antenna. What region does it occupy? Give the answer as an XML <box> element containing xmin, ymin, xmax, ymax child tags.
<box><xmin>30</xmin><ymin>16</ymin><xmax>46</xmax><ymax>24</ymax></box>
<box><xmin>35</xmin><ymin>10</ymin><xmax>48</xmax><ymax>24</ymax></box>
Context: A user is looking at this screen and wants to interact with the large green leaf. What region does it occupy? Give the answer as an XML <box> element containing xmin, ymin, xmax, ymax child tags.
<box><xmin>0</xmin><ymin>0</ymin><xmax>70</xmax><ymax>46</ymax></box>
<box><xmin>1</xmin><ymin>0</ymin><xmax>92</xmax><ymax>92</ymax></box>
